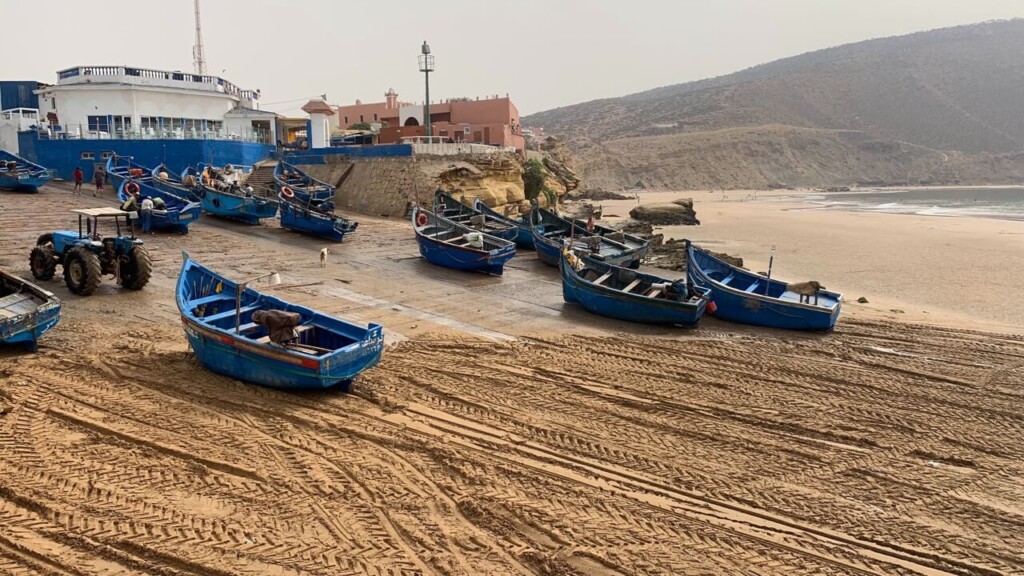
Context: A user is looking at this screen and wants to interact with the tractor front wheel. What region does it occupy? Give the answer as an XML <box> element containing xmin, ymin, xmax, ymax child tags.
<box><xmin>29</xmin><ymin>245</ymin><xmax>57</xmax><ymax>281</ymax></box>
<box><xmin>64</xmin><ymin>247</ymin><xmax>102</xmax><ymax>296</ymax></box>
<box><xmin>120</xmin><ymin>246</ymin><xmax>152</xmax><ymax>290</ymax></box>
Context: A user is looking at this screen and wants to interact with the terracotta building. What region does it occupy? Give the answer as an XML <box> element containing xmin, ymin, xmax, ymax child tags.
<box><xmin>335</xmin><ymin>89</ymin><xmax>525</xmax><ymax>153</ymax></box>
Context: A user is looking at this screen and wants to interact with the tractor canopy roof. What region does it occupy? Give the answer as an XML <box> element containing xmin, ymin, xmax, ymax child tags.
<box><xmin>72</xmin><ymin>207</ymin><xmax>136</xmax><ymax>218</ymax></box>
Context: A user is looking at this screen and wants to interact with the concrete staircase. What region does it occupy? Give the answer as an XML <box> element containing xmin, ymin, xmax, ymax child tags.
<box><xmin>245</xmin><ymin>160</ymin><xmax>278</xmax><ymax>196</ymax></box>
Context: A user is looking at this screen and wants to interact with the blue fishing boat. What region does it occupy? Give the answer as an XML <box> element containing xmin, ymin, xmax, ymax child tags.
<box><xmin>176</xmin><ymin>252</ymin><xmax>384</xmax><ymax>391</ymax></box>
<box><xmin>686</xmin><ymin>240</ymin><xmax>843</xmax><ymax>331</ymax></box>
<box><xmin>412</xmin><ymin>206</ymin><xmax>516</xmax><ymax>275</ymax></box>
<box><xmin>531</xmin><ymin>207</ymin><xmax>650</xmax><ymax>268</ymax></box>
<box><xmin>151</xmin><ymin>163</ymin><xmax>202</xmax><ymax>201</ymax></box>
<box><xmin>192</xmin><ymin>164</ymin><xmax>278</xmax><ymax>225</ymax></box>
<box><xmin>560</xmin><ymin>250</ymin><xmax>709</xmax><ymax>327</ymax></box>
<box><xmin>0</xmin><ymin>150</ymin><xmax>52</xmax><ymax>192</ymax></box>
<box><xmin>278</xmin><ymin>192</ymin><xmax>358</xmax><ymax>242</ymax></box>
<box><xmin>104</xmin><ymin>154</ymin><xmax>157</xmax><ymax>188</ymax></box>
<box><xmin>474</xmin><ymin>199</ymin><xmax>534</xmax><ymax>249</ymax></box>
<box><xmin>0</xmin><ymin>268</ymin><xmax>61</xmax><ymax>352</ymax></box>
<box><xmin>274</xmin><ymin>161</ymin><xmax>333</xmax><ymax>203</ymax></box>
<box><xmin>433</xmin><ymin>191</ymin><xmax>518</xmax><ymax>243</ymax></box>
<box><xmin>115</xmin><ymin>179</ymin><xmax>203</xmax><ymax>232</ymax></box>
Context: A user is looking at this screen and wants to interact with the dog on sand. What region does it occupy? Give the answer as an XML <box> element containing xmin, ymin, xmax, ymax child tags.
<box><xmin>319</xmin><ymin>247</ymin><xmax>329</xmax><ymax>268</ymax></box>
<box><xmin>786</xmin><ymin>281</ymin><xmax>824</xmax><ymax>304</ymax></box>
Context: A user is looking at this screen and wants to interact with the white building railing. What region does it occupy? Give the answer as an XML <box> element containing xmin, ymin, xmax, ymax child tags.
<box><xmin>410</xmin><ymin>143</ymin><xmax>517</xmax><ymax>156</ymax></box>
<box><xmin>55</xmin><ymin>66</ymin><xmax>260</xmax><ymax>104</ymax></box>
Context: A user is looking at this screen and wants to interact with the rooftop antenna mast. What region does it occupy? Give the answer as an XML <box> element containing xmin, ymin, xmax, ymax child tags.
<box><xmin>192</xmin><ymin>0</ymin><xmax>207</xmax><ymax>75</ymax></box>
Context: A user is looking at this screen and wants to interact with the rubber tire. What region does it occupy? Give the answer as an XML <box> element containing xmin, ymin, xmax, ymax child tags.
<box><xmin>36</xmin><ymin>233</ymin><xmax>53</xmax><ymax>246</ymax></box>
<box><xmin>29</xmin><ymin>245</ymin><xmax>57</xmax><ymax>281</ymax></box>
<box><xmin>64</xmin><ymin>247</ymin><xmax>102</xmax><ymax>296</ymax></box>
<box><xmin>120</xmin><ymin>246</ymin><xmax>152</xmax><ymax>290</ymax></box>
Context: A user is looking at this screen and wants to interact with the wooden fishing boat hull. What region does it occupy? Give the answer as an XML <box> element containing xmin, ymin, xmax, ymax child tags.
<box><xmin>274</xmin><ymin>161</ymin><xmax>334</xmax><ymax>203</ymax></box>
<box><xmin>151</xmin><ymin>163</ymin><xmax>202</xmax><ymax>201</ymax></box>
<box><xmin>200</xmin><ymin>188</ymin><xmax>279</xmax><ymax>224</ymax></box>
<box><xmin>116</xmin><ymin>180</ymin><xmax>203</xmax><ymax>231</ymax></box>
<box><xmin>685</xmin><ymin>240</ymin><xmax>842</xmax><ymax>331</ymax></box>
<box><xmin>0</xmin><ymin>269</ymin><xmax>61</xmax><ymax>351</ymax></box>
<box><xmin>176</xmin><ymin>253</ymin><xmax>384</xmax><ymax>391</ymax></box>
<box><xmin>560</xmin><ymin>251</ymin><xmax>708</xmax><ymax>327</ymax></box>
<box><xmin>474</xmin><ymin>199</ymin><xmax>534</xmax><ymax>249</ymax></box>
<box><xmin>412</xmin><ymin>207</ymin><xmax>516</xmax><ymax>275</ymax></box>
<box><xmin>433</xmin><ymin>191</ymin><xmax>518</xmax><ymax>243</ymax></box>
<box><xmin>0</xmin><ymin>150</ymin><xmax>52</xmax><ymax>192</ymax></box>
<box><xmin>531</xmin><ymin>208</ymin><xmax>648</xmax><ymax>268</ymax></box>
<box><xmin>279</xmin><ymin>197</ymin><xmax>358</xmax><ymax>242</ymax></box>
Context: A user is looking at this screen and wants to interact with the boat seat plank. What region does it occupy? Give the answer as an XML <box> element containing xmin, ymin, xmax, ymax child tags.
<box><xmin>254</xmin><ymin>325</ymin><xmax>314</xmax><ymax>344</ymax></box>
<box><xmin>593</xmin><ymin>272</ymin><xmax>613</xmax><ymax>286</ymax></box>
<box><xmin>190</xmin><ymin>294</ymin><xmax>235</xmax><ymax>307</ymax></box>
<box><xmin>0</xmin><ymin>293</ymin><xmax>35</xmax><ymax>308</ymax></box>
<box><xmin>744</xmin><ymin>282</ymin><xmax>761</xmax><ymax>293</ymax></box>
<box><xmin>622</xmin><ymin>279</ymin><xmax>642</xmax><ymax>293</ymax></box>
<box><xmin>203</xmin><ymin>304</ymin><xmax>261</xmax><ymax>322</ymax></box>
<box><xmin>719</xmin><ymin>273</ymin><xmax>735</xmax><ymax>285</ymax></box>
<box><xmin>236</xmin><ymin>322</ymin><xmax>260</xmax><ymax>334</ymax></box>
<box><xmin>646</xmin><ymin>287</ymin><xmax>664</xmax><ymax>298</ymax></box>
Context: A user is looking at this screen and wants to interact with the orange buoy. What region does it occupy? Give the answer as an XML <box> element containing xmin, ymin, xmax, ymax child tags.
<box><xmin>125</xmin><ymin>181</ymin><xmax>140</xmax><ymax>195</ymax></box>
<box><xmin>281</xmin><ymin>186</ymin><xmax>295</xmax><ymax>199</ymax></box>
<box><xmin>415</xmin><ymin>212</ymin><xmax>428</xmax><ymax>227</ymax></box>
<box><xmin>707</xmin><ymin>300</ymin><xmax>718</xmax><ymax>314</ymax></box>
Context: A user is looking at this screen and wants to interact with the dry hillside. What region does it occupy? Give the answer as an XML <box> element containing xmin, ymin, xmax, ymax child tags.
<box><xmin>524</xmin><ymin>20</ymin><xmax>1024</xmax><ymax>190</ymax></box>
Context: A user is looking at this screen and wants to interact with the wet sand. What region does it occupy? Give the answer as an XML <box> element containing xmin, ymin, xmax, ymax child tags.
<box><xmin>598</xmin><ymin>189</ymin><xmax>1024</xmax><ymax>333</ymax></box>
<box><xmin>1</xmin><ymin>185</ymin><xmax>1023</xmax><ymax>575</ymax></box>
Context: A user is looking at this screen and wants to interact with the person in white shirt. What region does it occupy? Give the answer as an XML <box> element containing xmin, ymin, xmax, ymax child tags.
<box><xmin>140</xmin><ymin>196</ymin><xmax>154</xmax><ymax>234</ymax></box>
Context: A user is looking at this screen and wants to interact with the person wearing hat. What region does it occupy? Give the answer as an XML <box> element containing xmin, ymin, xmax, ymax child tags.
<box><xmin>140</xmin><ymin>195</ymin><xmax>154</xmax><ymax>234</ymax></box>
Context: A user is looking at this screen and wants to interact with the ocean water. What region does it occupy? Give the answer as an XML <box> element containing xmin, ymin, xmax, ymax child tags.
<box><xmin>786</xmin><ymin>187</ymin><xmax>1024</xmax><ymax>221</ymax></box>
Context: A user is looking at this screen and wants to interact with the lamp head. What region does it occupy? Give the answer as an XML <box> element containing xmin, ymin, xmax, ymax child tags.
<box><xmin>421</xmin><ymin>41</ymin><xmax>431</xmax><ymax>55</ymax></box>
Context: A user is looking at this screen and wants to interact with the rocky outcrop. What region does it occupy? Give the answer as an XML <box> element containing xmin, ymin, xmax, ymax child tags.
<box><xmin>629</xmin><ymin>199</ymin><xmax>699</xmax><ymax>225</ymax></box>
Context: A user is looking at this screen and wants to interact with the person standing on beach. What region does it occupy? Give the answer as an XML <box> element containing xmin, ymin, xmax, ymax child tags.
<box><xmin>140</xmin><ymin>196</ymin><xmax>154</xmax><ymax>234</ymax></box>
<box><xmin>92</xmin><ymin>166</ymin><xmax>104</xmax><ymax>196</ymax></box>
<box><xmin>72</xmin><ymin>166</ymin><xmax>84</xmax><ymax>195</ymax></box>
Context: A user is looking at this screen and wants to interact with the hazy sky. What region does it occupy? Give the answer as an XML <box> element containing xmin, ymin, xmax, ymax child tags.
<box><xmin>1</xmin><ymin>1</ymin><xmax>1021</xmax><ymax>117</ymax></box>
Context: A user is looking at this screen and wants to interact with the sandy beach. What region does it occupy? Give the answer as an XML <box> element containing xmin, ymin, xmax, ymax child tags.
<box><xmin>1</xmin><ymin>185</ymin><xmax>1023</xmax><ymax>575</ymax></box>
<box><xmin>598</xmin><ymin>189</ymin><xmax>1024</xmax><ymax>333</ymax></box>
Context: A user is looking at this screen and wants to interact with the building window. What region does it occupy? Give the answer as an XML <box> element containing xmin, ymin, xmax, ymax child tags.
<box><xmin>208</xmin><ymin>120</ymin><xmax>222</xmax><ymax>132</ymax></box>
<box><xmin>87</xmin><ymin>115</ymin><xmax>109</xmax><ymax>133</ymax></box>
<box><xmin>140</xmin><ymin>116</ymin><xmax>159</xmax><ymax>131</ymax></box>
<box><xmin>344</xmin><ymin>116</ymin><xmax>348</xmax><ymax>125</ymax></box>
<box><xmin>373</xmin><ymin>113</ymin><xmax>378</xmax><ymax>121</ymax></box>
<box><xmin>81</xmin><ymin>152</ymin><xmax>95</xmax><ymax>160</ymax></box>
<box><xmin>100</xmin><ymin>152</ymin><xmax>112</xmax><ymax>159</ymax></box>
<box><xmin>359</xmin><ymin>115</ymin><xmax>364</xmax><ymax>122</ymax></box>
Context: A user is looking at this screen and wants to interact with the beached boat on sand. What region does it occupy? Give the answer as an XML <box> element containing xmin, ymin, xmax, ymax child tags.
<box><xmin>412</xmin><ymin>206</ymin><xmax>516</xmax><ymax>275</ymax></box>
<box><xmin>114</xmin><ymin>178</ymin><xmax>203</xmax><ymax>232</ymax></box>
<box><xmin>433</xmin><ymin>190</ymin><xmax>518</xmax><ymax>243</ymax></box>
<box><xmin>531</xmin><ymin>207</ymin><xmax>649</xmax><ymax>268</ymax></box>
<box><xmin>274</xmin><ymin>161</ymin><xmax>334</xmax><ymax>204</ymax></box>
<box><xmin>0</xmin><ymin>149</ymin><xmax>52</xmax><ymax>192</ymax></box>
<box><xmin>686</xmin><ymin>240</ymin><xmax>842</xmax><ymax>331</ymax></box>
<box><xmin>560</xmin><ymin>250</ymin><xmax>709</xmax><ymax>327</ymax></box>
<box><xmin>0</xmin><ymin>268</ymin><xmax>61</xmax><ymax>351</ymax></box>
<box><xmin>190</xmin><ymin>164</ymin><xmax>278</xmax><ymax>225</ymax></box>
<box><xmin>473</xmin><ymin>198</ymin><xmax>534</xmax><ymax>249</ymax></box>
<box><xmin>176</xmin><ymin>252</ymin><xmax>384</xmax><ymax>391</ymax></box>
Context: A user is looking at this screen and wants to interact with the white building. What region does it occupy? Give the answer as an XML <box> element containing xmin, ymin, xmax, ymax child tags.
<box><xmin>0</xmin><ymin>108</ymin><xmax>41</xmax><ymax>153</ymax></box>
<box><xmin>34</xmin><ymin>65</ymin><xmax>274</xmax><ymax>142</ymax></box>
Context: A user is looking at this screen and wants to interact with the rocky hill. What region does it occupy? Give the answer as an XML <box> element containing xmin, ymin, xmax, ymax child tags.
<box><xmin>523</xmin><ymin>20</ymin><xmax>1024</xmax><ymax>190</ymax></box>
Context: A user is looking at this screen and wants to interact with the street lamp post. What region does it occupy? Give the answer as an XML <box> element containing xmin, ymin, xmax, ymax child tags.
<box><xmin>418</xmin><ymin>41</ymin><xmax>434</xmax><ymax>139</ymax></box>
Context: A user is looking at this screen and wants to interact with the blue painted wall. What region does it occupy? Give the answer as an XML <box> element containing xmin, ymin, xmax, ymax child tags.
<box><xmin>17</xmin><ymin>132</ymin><xmax>273</xmax><ymax>179</ymax></box>
<box><xmin>281</xmin><ymin>144</ymin><xmax>412</xmax><ymax>164</ymax></box>
<box><xmin>0</xmin><ymin>81</ymin><xmax>40</xmax><ymax>110</ymax></box>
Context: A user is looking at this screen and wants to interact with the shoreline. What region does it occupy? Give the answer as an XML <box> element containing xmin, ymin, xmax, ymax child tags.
<box><xmin>591</xmin><ymin>190</ymin><xmax>1024</xmax><ymax>334</ymax></box>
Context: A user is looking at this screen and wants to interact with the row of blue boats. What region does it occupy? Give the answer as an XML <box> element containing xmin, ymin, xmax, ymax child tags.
<box><xmin>413</xmin><ymin>190</ymin><xmax>842</xmax><ymax>331</ymax></box>
<box><xmin>0</xmin><ymin>149</ymin><xmax>53</xmax><ymax>192</ymax></box>
<box><xmin>103</xmin><ymin>155</ymin><xmax>359</xmax><ymax>241</ymax></box>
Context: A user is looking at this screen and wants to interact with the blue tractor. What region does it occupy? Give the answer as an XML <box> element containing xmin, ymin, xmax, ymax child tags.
<box><xmin>29</xmin><ymin>208</ymin><xmax>152</xmax><ymax>296</ymax></box>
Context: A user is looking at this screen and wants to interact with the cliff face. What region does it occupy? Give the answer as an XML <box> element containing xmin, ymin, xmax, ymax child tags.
<box><xmin>298</xmin><ymin>148</ymin><xmax>582</xmax><ymax>217</ymax></box>
<box><xmin>523</xmin><ymin>20</ymin><xmax>1024</xmax><ymax>190</ymax></box>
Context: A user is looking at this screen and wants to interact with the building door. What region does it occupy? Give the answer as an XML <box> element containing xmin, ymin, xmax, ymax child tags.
<box><xmin>483</xmin><ymin>127</ymin><xmax>491</xmax><ymax>145</ymax></box>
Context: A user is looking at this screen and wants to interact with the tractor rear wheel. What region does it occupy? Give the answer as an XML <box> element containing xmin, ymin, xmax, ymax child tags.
<box><xmin>64</xmin><ymin>247</ymin><xmax>102</xmax><ymax>296</ymax></box>
<box><xmin>29</xmin><ymin>245</ymin><xmax>57</xmax><ymax>281</ymax></box>
<box><xmin>36</xmin><ymin>233</ymin><xmax>53</xmax><ymax>246</ymax></box>
<box><xmin>120</xmin><ymin>246</ymin><xmax>152</xmax><ymax>290</ymax></box>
